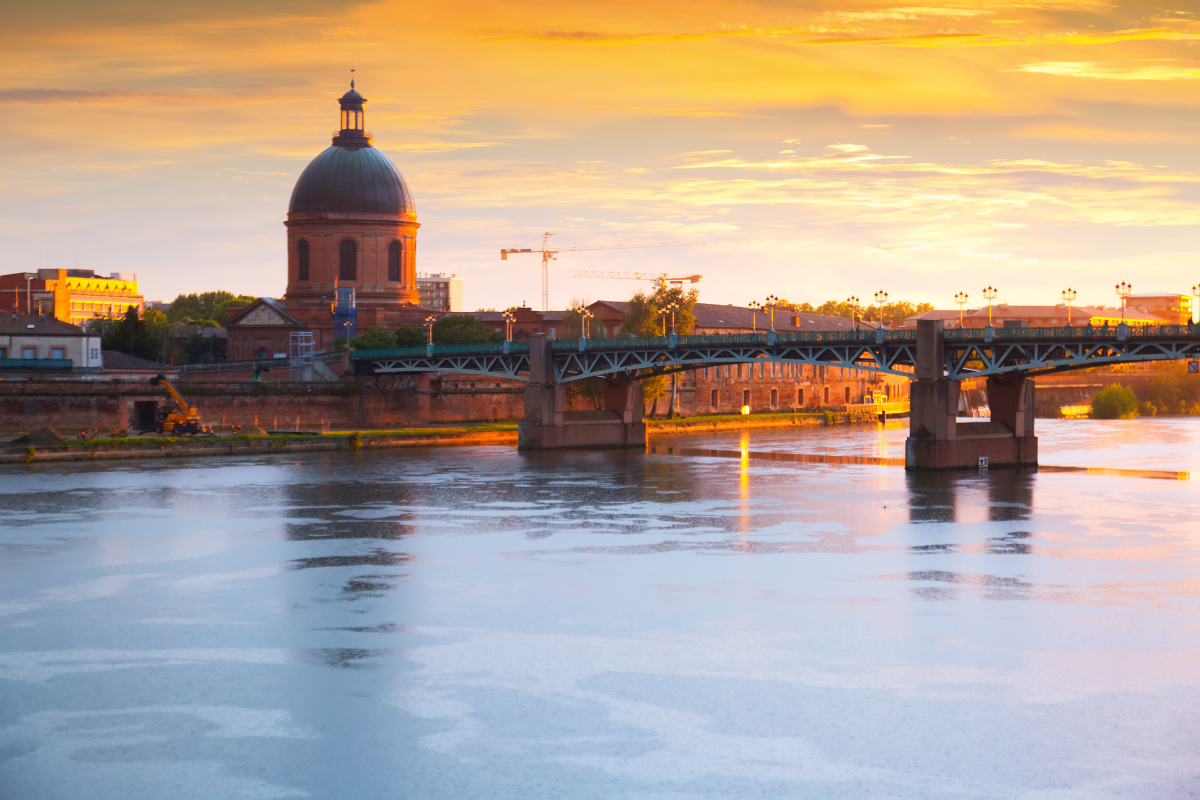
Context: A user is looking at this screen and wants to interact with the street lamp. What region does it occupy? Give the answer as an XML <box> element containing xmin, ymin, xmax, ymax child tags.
<box><xmin>502</xmin><ymin>309</ymin><xmax>515</xmax><ymax>341</ymax></box>
<box><xmin>1061</xmin><ymin>287</ymin><xmax>1077</xmax><ymax>326</ymax></box>
<box><xmin>578</xmin><ymin>307</ymin><xmax>594</xmax><ymax>338</ymax></box>
<box><xmin>846</xmin><ymin>296</ymin><xmax>860</xmax><ymax>331</ymax></box>
<box><xmin>765</xmin><ymin>294</ymin><xmax>779</xmax><ymax>331</ymax></box>
<box><xmin>425</xmin><ymin>314</ymin><xmax>437</xmax><ymax>345</ymax></box>
<box><xmin>982</xmin><ymin>286</ymin><xmax>999</xmax><ymax>326</ymax></box>
<box><xmin>873</xmin><ymin>290</ymin><xmax>889</xmax><ymax>327</ymax></box>
<box><xmin>954</xmin><ymin>292</ymin><xmax>969</xmax><ymax>328</ymax></box>
<box><xmin>659</xmin><ymin>301</ymin><xmax>679</xmax><ymax>335</ymax></box>
<box><xmin>1192</xmin><ymin>284</ymin><xmax>1199</xmax><ymax>324</ymax></box>
<box><xmin>748</xmin><ymin>300</ymin><xmax>761</xmax><ymax>332</ymax></box>
<box><xmin>1115</xmin><ymin>281</ymin><xmax>1132</xmax><ymax>323</ymax></box>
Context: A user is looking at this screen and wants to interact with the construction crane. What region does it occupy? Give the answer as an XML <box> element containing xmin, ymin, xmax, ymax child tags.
<box><xmin>573</xmin><ymin>271</ymin><xmax>702</xmax><ymax>289</ymax></box>
<box><xmin>149</xmin><ymin>374</ymin><xmax>212</xmax><ymax>436</ymax></box>
<box><xmin>500</xmin><ymin>232</ymin><xmax>703</xmax><ymax>312</ymax></box>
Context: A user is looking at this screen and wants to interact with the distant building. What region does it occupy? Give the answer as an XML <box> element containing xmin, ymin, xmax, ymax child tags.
<box><xmin>454</xmin><ymin>306</ymin><xmax>569</xmax><ymax>340</ymax></box>
<box><xmin>586</xmin><ymin>301</ymin><xmax>862</xmax><ymax>338</ymax></box>
<box><xmin>225</xmin><ymin>298</ymin><xmax>306</xmax><ymax>362</ymax></box>
<box><xmin>0</xmin><ymin>269</ymin><xmax>143</xmax><ymax>327</ymax></box>
<box><xmin>904</xmin><ymin>303</ymin><xmax>1169</xmax><ymax>329</ymax></box>
<box><xmin>416</xmin><ymin>273</ymin><xmax>462</xmax><ymax>312</ymax></box>
<box><xmin>1124</xmin><ymin>293</ymin><xmax>1193</xmax><ymax>325</ymax></box>
<box><xmin>0</xmin><ymin>314</ymin><xmax>103</xmax><ymax>375</ymax></box>
<box><xmin>279</xmin><ymin>80</ymin><xmax>422</xmax><ymax>350</ymax></box>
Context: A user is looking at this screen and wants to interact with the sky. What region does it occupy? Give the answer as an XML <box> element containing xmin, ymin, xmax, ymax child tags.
<box><xmin>1</xmin><ymin>0</ymin><xmax>1198</xmax><ymax>313</ymax></box>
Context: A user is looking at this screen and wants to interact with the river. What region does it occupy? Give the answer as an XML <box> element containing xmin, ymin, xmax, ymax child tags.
<box><xmin>1</xmin><ymin>419</ymin><xmax>1198</xmax><ymax>798</ymax></box>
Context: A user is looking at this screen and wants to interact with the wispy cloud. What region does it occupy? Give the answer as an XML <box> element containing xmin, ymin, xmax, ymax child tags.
<box><xmin>1018</xmin><ymin>61</ymin><xmax>1200</xmax><ymax>80</ymax></box>
<box><xmin>0</xmin><ymin>88</ymin><xmax>214</xmax><ymax>104</ymax></box>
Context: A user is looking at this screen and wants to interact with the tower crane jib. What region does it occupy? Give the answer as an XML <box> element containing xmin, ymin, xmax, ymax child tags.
<box><xmin>499</xmin><ymin>233</ymin><xmax>703</xmax><ymax>312</ymax></box>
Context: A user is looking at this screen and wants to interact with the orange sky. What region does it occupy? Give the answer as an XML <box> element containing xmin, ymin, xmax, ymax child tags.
<box><xmin>2</xmin><ymin>0</ymin><xmax>1198</xmax><ymax>311</ymax></box>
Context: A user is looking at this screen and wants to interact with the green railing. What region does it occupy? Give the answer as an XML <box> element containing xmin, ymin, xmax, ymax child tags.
<box><xmin>0</xmin><ymin>358</ymin><xmax>73</xmax><ymax>370</ymax></box>
<box><xmin>551</xmin><ymin>329</ymin><xmax>911</xmax><ymax>349</ymax></box>
<box><xmin>356</xmin><ymin>342</ymin><xmax>530</xmax><ymax>359</ymax></box>
<box><xmin>945</xmin><ymin>323</ymin><xmax>1199</xmax><ymax>341</ymax></box>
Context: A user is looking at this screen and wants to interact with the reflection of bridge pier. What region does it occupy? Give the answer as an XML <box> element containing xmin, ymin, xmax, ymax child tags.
<box><xmin>519</xmin><ymin>335</ymin><xmax>647</xmax><ymax>450</ymax></box>
<box><xmin>906</xmin><ymin>320</ymin><xmax>1037</xmax><ymax>470</ymax></box>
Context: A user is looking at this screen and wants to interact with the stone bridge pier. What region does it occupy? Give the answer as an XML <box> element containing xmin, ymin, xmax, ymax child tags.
<box><xmin>905</xmin><ymin>319</ymin><xmax>1038</xmax><ymax>470</ymax></box>
<box><xmin>518</xmin><ymin>334</ymin><xmax>647</xmax><ymax>450</ymax></box>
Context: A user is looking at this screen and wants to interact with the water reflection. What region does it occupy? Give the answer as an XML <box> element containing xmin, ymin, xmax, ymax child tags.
<box><xmin>2</xmin><ymin>422</ymin><xmax>1199</xmax><ymax>799</ymax></box>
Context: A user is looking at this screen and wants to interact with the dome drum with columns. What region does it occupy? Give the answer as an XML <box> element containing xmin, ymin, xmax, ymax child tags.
<box><xmin>280</xmin><ymin>82</ymin><xmax>421</xmax><ymax>346</ymax></box>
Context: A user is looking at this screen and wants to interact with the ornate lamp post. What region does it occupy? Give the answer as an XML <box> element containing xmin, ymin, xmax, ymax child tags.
<box><xmin>1115</xmin><ymin>281</ymin><xmax>1132</xmax><ymax>323</ymax></box>
<box><xmin>1061</xmin><ymin>287</ymin><xmax>1077</xmax><ymax>326</ymax></box>
<box><xmin>846</xmin><ymin>296</ymin><xmax>860</xmax><ymax>330</ymax></box>
<box><xmin>502</xmin><ymin>309</ymin><xmax>515</xmax><ymax>341</ymax></box>
<box><xmin>982</xmin><ymin>286</ymin><xmax>999</xmax><ymax>326</ymax></box>
<box><xmin>424</xmin><ymin>314</ymin><xmax>437</xmax><ymax>345</ymax></box>
<box><xmin>765</xmin><ymin>294</ymin><xmax>779</xmax><ymax>331</ymax></box>
<box><xmin>748</xmin><ymin>300</ymin><xmax>761</xmax><ymax>332</ymax></box>
<box><xmin>954</xmin><ymin>292</ymin><xmax>969</xmax><ymax>328</ymax></box>
<box><xmin>659</xmin><ymin>301</ymin><xmax>679</xmax><ymax>335</ymax></box>
<box><xmin>873</xmin><ymin>290</ymin><xmax>889</xmax><ymax>327</ymax></box>
<box><xmin>578</xmin><ymin>307</ymin><xmax>594</xmax><ymax>338</ymax></box>
<box><xmin>1192</xmin><ymin>283</ymin><xmax>1199</xmax><ymax>324</ymax></box>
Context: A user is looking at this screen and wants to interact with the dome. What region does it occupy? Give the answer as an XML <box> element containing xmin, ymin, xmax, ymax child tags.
<box><xmin>288</xmin><ymin>144</ymin><xmax>415</xmax><ymax>215</ymax></box>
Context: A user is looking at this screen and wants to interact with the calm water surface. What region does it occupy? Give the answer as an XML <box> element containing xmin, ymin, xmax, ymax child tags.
<box><xmin>1</xmin><ymin>419</ymin><xmax>1198</xmax><ymax>798</ymax></box>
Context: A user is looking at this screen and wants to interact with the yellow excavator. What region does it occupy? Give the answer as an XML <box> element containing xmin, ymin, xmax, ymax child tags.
<box><xmin>150</xmin><ymin>374</ymin><xmax>212</xmax><ymax>435</ymax></box>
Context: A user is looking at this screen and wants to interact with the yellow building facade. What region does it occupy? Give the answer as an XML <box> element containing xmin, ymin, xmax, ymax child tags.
<box><xmin>0</xmin><ymin>269</ymin><xmax>144</xmax><ymax>326</ymax></box>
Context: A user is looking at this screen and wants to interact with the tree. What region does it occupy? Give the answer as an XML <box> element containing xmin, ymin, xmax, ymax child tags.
<box><xmin>557</xmin><ymin>297</ymin><xmax>592</xmax><ymax>341</ymax></box>
<box><xmin>395</xmin><ymin>325</ymin><xmax>425</xmax><ymax>347</ymax></box>
<box><xmin>166</xmin><ymin>291</ymin><xmax>259</xmax><ymax>326</ymax></box>
<box><xmin>432</xmin><ymin>315</ymin><xmax>501</xmax><ymax>345</ymax></box>
<box><xmin>90</xmin><ymin>306</ymin><xmax>170</xmax><ymax>362</ymax></box>
<box><xmin>790</xmin><ymin>298</ymin><xmax>934</xmax><ymax>327</ymax></box>
<box><xmin>620</xmin><ymin>287</ymin><xmax>699</xmax><ymax>416</ymax></box>
<box><xmin>1091</xmin><ymin>384</ymin><xmax>1138</xmax><ymax>419</ymax></box>
<box><xmin>620</xmin><ymin>286</ymin><xmax>698</xmax><ymax>338</ymax></box>
<box><xmin>349</xmin><ymin>325</ymin><xmax>398</xmax><ymax>350</ymax></box>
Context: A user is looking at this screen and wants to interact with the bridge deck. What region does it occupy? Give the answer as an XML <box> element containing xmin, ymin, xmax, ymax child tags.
<box><xmin>353</xmin><ymin>323</ymin><xmax>1200</xmax><ymax>383</ymax></box>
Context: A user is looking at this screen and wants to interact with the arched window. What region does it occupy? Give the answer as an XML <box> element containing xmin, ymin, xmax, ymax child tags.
<box><xmin>298</xmin><ymin>239</ymin><xmax>309</xmax><ymax>281</ymax></box>
<box><xmin>388</xmin><ymin>241</ymin><xmax>402</xmax><ymax>282</ymax></box>
<box><xmin>339</xmin><ymin>239</ymin><xmax>357</xmax><ymax>282</ymax></box>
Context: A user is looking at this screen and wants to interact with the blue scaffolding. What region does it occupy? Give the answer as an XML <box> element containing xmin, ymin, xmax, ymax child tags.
<box><xmin>333</xmin><ymin>287</ymin><xmax>356</xmax><ymax>343</ymax></box>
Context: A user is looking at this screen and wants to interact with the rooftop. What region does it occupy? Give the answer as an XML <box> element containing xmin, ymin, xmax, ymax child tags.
<box><xmin>0</xmin><ymin>314</ymin><xmax>86</xmax><ymax>336</ymax></box>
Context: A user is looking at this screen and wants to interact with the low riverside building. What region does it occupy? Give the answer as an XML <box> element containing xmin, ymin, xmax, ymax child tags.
<box><xmin>0</xmin><ymin>314</ymin><xmax>103</xmax><ymax>377</ymax></box>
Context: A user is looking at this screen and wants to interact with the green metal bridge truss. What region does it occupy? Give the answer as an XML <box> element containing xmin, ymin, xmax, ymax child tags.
<box><xmin>353</xmin><ymin>324</ymin><xmax>1200</xmax><ymax>383</ymax></box>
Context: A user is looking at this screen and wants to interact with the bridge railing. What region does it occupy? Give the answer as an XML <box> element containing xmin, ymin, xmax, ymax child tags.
<box><xmin>945</xmin><ymin>323</ymin><xmax>1198</xmax><ymax>341</ymax></box>
<box><xmin>355</xmin><ymin>342</ymin><xmax>531</xmax><ymax>359</ymax></box>
<box><xmin>549</xmin><ymin>329</ymin><xmax>913</xmax><ymax>350</ymax></box>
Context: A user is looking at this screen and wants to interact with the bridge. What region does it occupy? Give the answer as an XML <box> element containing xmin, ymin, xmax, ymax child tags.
<box><xmin>352</xmin><ymin>321</ymin><xmax>1200</xmax><ymax>468</ymax></box>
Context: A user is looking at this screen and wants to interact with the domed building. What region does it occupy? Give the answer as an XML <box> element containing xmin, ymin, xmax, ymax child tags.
<box><xmin>277</xmin><ymin>81</ymin><xmax>421</xmax><ymax>347</ymax></box>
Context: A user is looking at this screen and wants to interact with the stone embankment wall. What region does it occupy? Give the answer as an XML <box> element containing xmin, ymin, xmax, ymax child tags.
<box><xmin>0</xmin><ymin>380</ymin><xmax>524</xmax><ymax>434</ymax></box>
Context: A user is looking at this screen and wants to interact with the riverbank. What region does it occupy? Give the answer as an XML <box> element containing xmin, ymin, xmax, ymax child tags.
<box><xmin>1</xmin><ymin>410</ymin><xmax>889</xmax><ymax>463</ymax></box>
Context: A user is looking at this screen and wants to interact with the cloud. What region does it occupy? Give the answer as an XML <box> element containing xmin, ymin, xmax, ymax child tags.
<box><xmin>0</xmin><ymin>88</ymin><xmax>210</xmax><ymax>104</ymax></box>
<box><xmin>824</xmin><ymin>7</ymin><xmax>994</xmax><ymax>21</ymax></box>
<box><xmin>1018</xmin><ymin>61</ymin><xmax>1200</xmax><ymax>80</ymax></box>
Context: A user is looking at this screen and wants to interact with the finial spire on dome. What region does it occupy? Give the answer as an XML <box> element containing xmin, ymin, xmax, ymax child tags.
<box><xmin>334</xmin><ymin>75</ymin><xmax>370</xmax><ymax>146</ymax></box>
